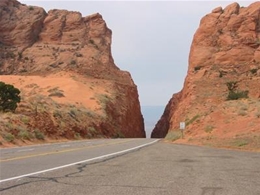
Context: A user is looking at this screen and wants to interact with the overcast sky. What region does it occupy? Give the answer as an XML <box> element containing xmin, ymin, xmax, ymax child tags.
<box><xmin>21</xmin><ymin>0</ymin><xmax>255</xmax><ymax>107</ymax></box>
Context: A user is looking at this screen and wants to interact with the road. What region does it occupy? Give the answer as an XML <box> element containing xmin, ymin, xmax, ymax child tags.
<box><xmin>1</xmin><ymin>139</ymin><xmax>260</xmax><ymax>195</ymax></box>
<box><xmin>0</xmin><ymin>139</ymin><xmax>157</xmax><ymax>181</ymax></box>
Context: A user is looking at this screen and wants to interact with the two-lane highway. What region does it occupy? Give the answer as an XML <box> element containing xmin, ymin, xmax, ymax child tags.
<box><xmin>0</xmin><ymin>139</ymin><xmax>158</xmax><ymax>182</ymax></box>
<box><xmin>1</xmin><ymin>139</ymin><xmax>260</xmax><ymax>195</ymax></box>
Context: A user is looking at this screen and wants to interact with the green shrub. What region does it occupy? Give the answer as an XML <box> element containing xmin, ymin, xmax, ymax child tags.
<box><xmin>4</xmin><ymin>133</ymin><xmax>15</xmax><ymax>142</ymax></box>
<box><xmin>34</xmin><ymin>129</ymin><xmax>45</xmax><ymax>140</ymax></box>
<box><xmin>226</xmin><ymin>81</ymin><xmax>249</xmax><ymax>100</ymax></box>
<box><xmin>21</xmin><ymin>116</ymin><xmax>30</xmax><ymax>124</ymax></box>
<box><xmin>18</xmin><ymin>130</ymin><xmax>31</xmax><ymax>140</ymax></box>
<box><xmin>227</xmin><ymin>90</ymin><xmax>248</xmax><ymax>100</ymax></box>
<box><xmin>0</xmin><ymin>82</ymin><xmax>21</xmax><ymax>112</ymax></box>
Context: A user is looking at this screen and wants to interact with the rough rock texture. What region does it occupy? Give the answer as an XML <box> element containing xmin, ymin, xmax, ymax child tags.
<box><xmin>0</xmin><ymin>0</ymin><xmax>145</xmax><ymax>145</ymax></box>
<box><xmin>152</xmin><ymin>2</ymin><xmax>260</xmax><ymax>149</ymax></box>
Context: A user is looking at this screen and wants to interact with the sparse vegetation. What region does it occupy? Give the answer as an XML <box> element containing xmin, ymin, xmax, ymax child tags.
<box><xmin>113</xmin><ymin>130</ymin><xmax>125</xmax><ymax>138</ymax></box>
<box><xmin>205</xmin><ymin>125</ymin><xmax>214</xmax><ymax>133</ymax></box>
<box><xmin>4</xmin><ymin>133</ymin><xmax>15</xmax><ymax>142</ymax></box>
<box><xmin>226</xmin><ymin>81</ymin><xmax>249</xmax><ymax>100</ymax></box>
<box><xmin>97</xmin><ymin>94</ymin><xmax>111</xmax><ymax>112</ymax></box>
<box><xmin>48</xmin><ymin>87</ymin><xmax>65</xmax><ymax>97</ymax></box>
<box><xmin>18</xmin><ymin>129</ymin><xmax>31</xmax><ymax>140</ymax></box>
<box><xmin>87</xmin><ymin>127</ymin><xmax>97</xmax><ymax>137</ymax></box>
<box><xmin>231</xmin><ymin>139</ymin><xmax>249</xmax><ymax>147</ymax></box>
<box><xmin>86</xmin><ymin>110</ymin><xmax>95</xmax><ymax>117</ymax></box>
<box><xmin>21</xmin><ymin>116</ymin><xmax>30</xmax><ymax>124</ymax></box>
<box><xmin>53</xmin><ymin>110</ymin><xmax>62</xmax><ymax>118</ymax></box>
<box><xmin>227</xmin><ymin>90</ymin><xmax>249</xmax><ymax>100</ymax></box>
<box><xmin>74</xmin><ymin>132</ymin><xmax>81</xmax><ymax>139</ymax></box>
<box><xmin>186</xmin><ymin>115</ymin><xmax>200</xmax><ymax>126</ymax></box>
<box><xmin>49</xmin><ymin>91</ymin><xmax>65</xmax><ymax>97</ymax></box>
<box><xmin>34</xmin><ymin>129</ymin><xmax>44</xmax><ymax>140</ymax></box>
<box><xmin>165</xmin><ymin>131</ymin><xmax>181</xmax><ymax>141</ymax></box>
<box><xmin>88</xmin><ymin>127</ymin><xmax>96</xmax><ymax>133</ymax></box>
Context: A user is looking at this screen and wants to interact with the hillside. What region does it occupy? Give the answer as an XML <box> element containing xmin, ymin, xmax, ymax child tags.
<box><xmin>152</xmin><ymin>2</ymin><xmax>260</xmax><ymax>151</ymax></box>
<box><xmin>0</xmin><ymin>0</ymin><xmax>145</xmax><ymax>147</ymax></box>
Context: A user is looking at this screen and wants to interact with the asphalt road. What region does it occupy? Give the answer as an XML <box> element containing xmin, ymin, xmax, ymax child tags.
<box><xmin>0</xmin><ymin>139</ymin><xmax>158</xmax><ymax>181</ymax></box>
<box><xmin>1</xmin><ymin>139</ymin><xmax>260</xmax><ymax>195</ymax></box>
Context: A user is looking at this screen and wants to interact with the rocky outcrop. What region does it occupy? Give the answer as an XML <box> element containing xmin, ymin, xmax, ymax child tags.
<box><xmin>0</xmin><ymin>0</ymin><xmax>46</xmax><ymax>47</ymax></box>
<box><xmin>0</xmin><ymin>0</ymin><xmax>145</xmax><ymax>145</ymax></box>
<box><xmin>152</xmin><ymin>2</ymin><xmax>260</xmax><ymax>148</ymax></box>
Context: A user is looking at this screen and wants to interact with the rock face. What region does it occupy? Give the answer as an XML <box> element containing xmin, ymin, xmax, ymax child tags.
<box><xmin>152</xmin><ymin>2</ymin><xmax>260</xmax><ymax>149</ymax></box>
<box><xmin>0</xmin><ymin>0</ymin><xmax>145</xmax><ymax>145</ymax></box>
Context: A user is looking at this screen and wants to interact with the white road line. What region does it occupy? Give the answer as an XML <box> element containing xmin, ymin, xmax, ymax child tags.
<box><xmin>17</xmin><ymin>149</ymin><xmax>35</xmax><ymax>153</ymax></box>
<box><xmin>0</xmin><ymin>139</ymin><xmax>159</xmax><ymax>183</ymax></box>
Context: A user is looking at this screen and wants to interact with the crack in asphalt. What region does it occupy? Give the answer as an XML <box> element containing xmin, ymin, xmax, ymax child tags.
<box><xmin>0</xmin><ymin>147</ymin><xmax>147</xmax><ymax>192</ymax></box>
<box><xmin>0</xmin><ymin>160</ymin><xmax>165</xmax><ymax>192</ymax></box>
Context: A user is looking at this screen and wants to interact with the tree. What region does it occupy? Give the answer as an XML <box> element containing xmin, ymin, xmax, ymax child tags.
<box><xmin>0</xmin><ymin>81</ymin><xmax>21</xmax><ymax>112</ymax></box>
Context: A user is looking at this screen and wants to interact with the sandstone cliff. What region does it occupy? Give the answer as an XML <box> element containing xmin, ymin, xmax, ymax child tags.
<box><xmin>152</xmin><ymin>2</ymin><xmax>260</xmax><ymax>150</ymax></box>
<box><xmin>0</xmin><ymin>0</ymin><xmax>145</xmax><ymax>146</ymax></box>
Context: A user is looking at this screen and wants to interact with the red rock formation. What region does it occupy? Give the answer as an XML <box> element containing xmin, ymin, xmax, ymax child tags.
<box><xmin>152</xmin><ymin>2</ymin><xmax>260</xmax><ymax>149</ymax></box>
<box><xmin>0</xmin><ymin>0</ymin><xmax>46</xmax><ymax>47</ymax></box>
<box><xmin>0</xmin><ymin>0</ymin><xmax>145</xmax><ymax>144</ymax></box>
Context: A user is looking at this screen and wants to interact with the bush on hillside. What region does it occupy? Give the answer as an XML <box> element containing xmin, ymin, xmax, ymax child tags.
<box><xmin>0</xmin><ymin>81</ymin><xmax>21</xmax><ymax>112</ymax></box>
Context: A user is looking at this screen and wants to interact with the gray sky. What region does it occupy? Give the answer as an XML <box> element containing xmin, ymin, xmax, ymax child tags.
<box><xmin>20</xmin><ymin>0</ymin><xmax>255</xmax><ymax>106</ymax></box>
